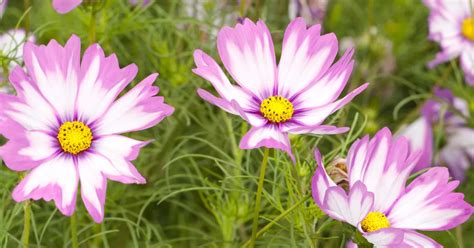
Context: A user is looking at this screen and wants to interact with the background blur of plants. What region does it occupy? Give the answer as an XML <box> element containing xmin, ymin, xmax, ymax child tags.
<box><xmin>0</xmin><ymin>0</ymin><xmax>473</xmax><ymax>247</ymax></box>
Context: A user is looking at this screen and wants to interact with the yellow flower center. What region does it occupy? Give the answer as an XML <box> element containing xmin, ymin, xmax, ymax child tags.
<box><xmin>360</xmin><ymin>211</ymin><xmax>390</xmax><ymax>233</ymax></box>
<box><xmin>260</xmin><ymin>96</ymin><xmax>294</xmax><ymax>123</ymax></box>
<box><xmin>462</xmin><ymin>17</ymin><xmax>474</xmax><ymax>41</ymax></box>
<box><xmin>57</xmin><ymin>121</ymin><xmax>93</xmax><ymax>155</ymax></box>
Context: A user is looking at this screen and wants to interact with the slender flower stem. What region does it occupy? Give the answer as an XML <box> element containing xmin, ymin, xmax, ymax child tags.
<box><xmin>455</xmin><ymin>226</ymin><xmax>464</xmax><ymax>248</ymax></box>
<box><xmin>249</xmin><ymin>148</ymin><xmax>270</xmax><ymax>248</ymax></box>
<box><xmin>244</xmin><ymin>195</ymin><xmax>310</xmax><ymax>247</ymax></box>
<box><xmin>70</xmin><ymin>213</ymin><xmax>79</xmax><ymax>248</ymax></box>
<box><xmin>23</xmin><ymin>0</ymin><xmax>30</xmax><ymax>34</ymax></box>
<box><xmin>21</xmin><ymin>200</ymin><xmax>31</xmax><ymax>248</ymax></box>
<box><xmin>239</xmin><ymin>0</ymin><xmax>246</xmax><ymax>17</ymax></box>
<box><xmin>88</xmin><ymin>7</ymin><xmax>97</xmax><ymax>44</ymax></box>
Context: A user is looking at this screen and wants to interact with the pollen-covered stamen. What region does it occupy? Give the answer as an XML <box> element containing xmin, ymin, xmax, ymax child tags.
<box><xmin>462</xmin><ymin>17</ymin><xmax>474</xmax><ymax>41</ymax></box>
<box><xmin>360</xmin><ymin>211</ymin><xmax>391</xmax><ymax>233</ymax></box>
<box><xmin>260</xmin><ymin>96</ymin><xmax>294</xmax><ymax>123</ymax></box>
<box><xmin>57</xmin><ymin>121</ymin><xmax>93</xmax><ymax>155</ymax></box>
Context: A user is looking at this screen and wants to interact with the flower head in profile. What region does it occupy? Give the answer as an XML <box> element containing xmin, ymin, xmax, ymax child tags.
<box><xmin>398</xmin><ymin>87</ymin><xmax>473</xmax><ymax>180</ymax></box>
<box><xmin>0</xmin><ymin>35</ymin><xmax>174</xmax><ymax>223</ymax></box>
<box><xmin>312</xmin><ymin>128</ymin><xmax>473</xmax><ymax>247</ymax></box>
<box><xmin>423</xmin><ymin>0</ymin><xmax>474</xmax><ymax>85</ymax></box>
<box><xmin>193</xmin><ymin>18</ymin><xmax>368</xmax><ymax>159</ymax></box>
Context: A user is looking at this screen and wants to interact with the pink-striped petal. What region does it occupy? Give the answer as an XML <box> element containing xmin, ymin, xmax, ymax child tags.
<box><xmin>12</xmin><ymin>155</ymin><xmax>78</xmax><ymax>216</ymax></box>
<box><xmin>3</xmin><ymin>66</ymin><xmax>60</xmax><ymax>131</ymax></box>
<box><xmin>277</xmin><ymin>17</ymin><xmax>338</xmax><ymax>98</ymax></box>
<box><xmin>197</xmin><ymin>88</ymin><xmax>237</xmax><ymax>114</ymax></box>
<box><xmin>217</xmin><ymin>18</ymin><xmax>277</xmax><ymax>100</ymax></box>
<box><xmin>291</xmin><ymin>83</ymin><xmax>368</xmax><ymax>127</ymax></box>
<box><xmin>93</xmin><ymin>73</ymin><xmax>174</xmax><ymax>135</ymax></box>
<box><xmin>388</xmin><ymin>167</ymin><xmax>473</xmax><ymax>231</ymax></box>
<box><xmin>193</xmin><ymin>49</ymin><xmax>258</xmax><ymax>111</ymax></box>
<box><xmin>363</xmin><ymin>228</ymin><xmax>404</xmax><ymax>246</ymax></box>
<box><xmin>92</xmin><ymin>135</ymin><xmax>148</xmax><ymax>184</ymax></box>
<box><xmin>322</xmin><ymin>181</ymin><xmax>374</xmax><ymax>226</ymax></box>
<box><xmin>311</xmin><ymin>149</ymin><xmax>336</xmax><ymax>207</ymax></box>
<box><xmin>400</xmin><ymin>230</ymin><xmax>442</xmax><ymax>248</ymax></box>
<box><xmin>347</xmin><ymin>128</ymin><xmax>422</xmax><ymax>212</ymax></box>
<box><xmin>76</xmin><ymin>42</ymin><xmax>138</xmax><ymax>124</ymax></box>
<box><xmin>0</xmin><ymin>118</ymin><xmax>57</xmax><ymax>171</ymax></box>
<box><xmin>291</xmin><ymin>48</ymin><xmax>354</xmax><ymax>109</ymax></box>
<box><xmin>22</xmin><ymin>35</ymin><xmax>80</xmax><ymax>122</ymax></box>
<box><xmin>77</xmin><ymin>154</ymin><xmax>107</xmax><ymax>223</ymax></box>
<box><xmin>239</xmin><ymin>124</ymin><xmax>293</xmax><ymax>159</ymax></box>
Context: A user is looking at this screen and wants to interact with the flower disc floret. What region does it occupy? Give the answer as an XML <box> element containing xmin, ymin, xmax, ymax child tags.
<box><xmin>260</xmin><ymin>96</ymin><xmax>294</xmax><ymax>123</ymax></box>
<box><xmin>462</xmin><ymin>17</ymin><xmax>474</xmax><ymax>41</ymax></box>
<box><xmin>360</xmin><ymin>211</ymin><xmax>390</xmax><ymax>233</ymax></box>
<box><xmin>57</xmin><ymin>121</ymin><xmax>92</xmax><ymax>155</ymax></box>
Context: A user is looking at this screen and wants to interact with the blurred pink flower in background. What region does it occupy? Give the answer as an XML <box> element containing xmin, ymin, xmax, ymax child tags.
<box><xmin>398</xmin><ymin>87</ymin><xmax>473</xmax><ymax>180</ymax></box>
<box><xmin>0</xmin><ymin>29</ymin><xmax>35</xmax><ymax>93</ymax></box>
<box><xmin>423</xmin><ymin>0</ymin><xmax>474</xmax><ymax>85</ymax></box>
<box><xmin>288</xmin><ymin>0</ymin><xmax>329</xmax><ymax>25</ymax></box>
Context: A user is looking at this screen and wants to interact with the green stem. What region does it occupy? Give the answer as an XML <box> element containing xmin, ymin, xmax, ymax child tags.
<box><xmin>71</xmin><ymin>213</ymin><xmax>79</xmax><ymax>248</ymax></box>
<box><xmin>239</xmin><ymin>0</ymin><xmax>246</xmax><ymax>17</ymax></box>
<box><xmin>249</xmin><ymin>148</ymin><xmax>270</xmax><ymax>248</ymax></box>
<box><xmin>244</xmin><ymin>195</ymin><xmax>310</xmax><ymax>247</ymax></box>
<box><xmin>88</xmin><ymin>7</ymin><xmax>97</xmax><ymax>44</ymax></box>
<box><xmin>21</xmin><ymin>200</ymin><xmax>31</xmax><ymax>248</ymax></box>
<box><xmin>23</xmin><ymin>0</ymin><xmax>30</xmax><ymax>34</ymax></box>
<box><xmin>455</xmin><ymin>226</ymin><xmax>464</xmax><ymax>248</ymax></box>
<box><xmin>2</xmin><ymin>60</ymin><xmax>9</xmax><ymax>84</ymax></box>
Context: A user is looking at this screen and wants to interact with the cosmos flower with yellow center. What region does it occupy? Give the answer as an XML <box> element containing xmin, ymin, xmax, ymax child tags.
<box><xmin>0</xmin><ymin>35</ymin><xmax>174</xmax><ymax>223</ymax></box>
<box><xmin>193</xmin><ymin>17</ymin><xmax>368</xmax><ymax>159</ymax></box>
<box><xmin>311</xmin><ymin>128</ymin><xmax>473</xmax><ymax>247</ymax></box>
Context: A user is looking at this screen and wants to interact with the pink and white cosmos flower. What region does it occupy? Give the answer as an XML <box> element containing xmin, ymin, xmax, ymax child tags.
<box><xmin>193</xmin><ymin>18</ymin><xmax>368</xmax><ymax>159</ymax></box>
<box><xmin>0</xmin><ymin>35</ymin><xmax>174</xmax><ymax>223</ymax></box>
<box><xmin>312</xmin><ymin>128</ymin><xmax>473</xmax><ymax>247</ymax></box>
<box><xmin>423</xmin><ymin>0</ymin><xmax>474</xmax><ymax>85</ymax></box>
